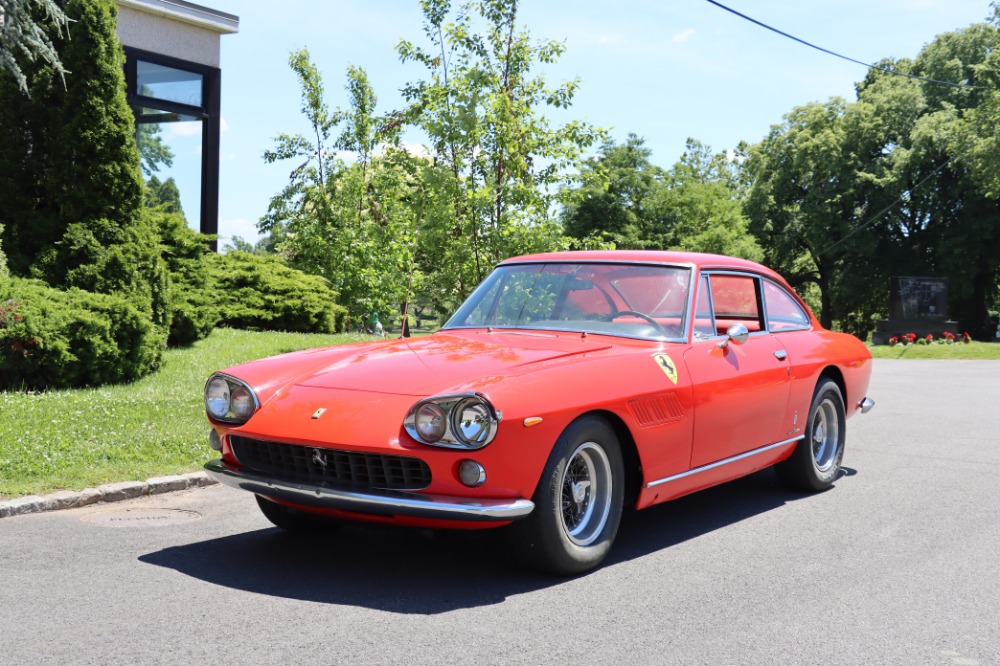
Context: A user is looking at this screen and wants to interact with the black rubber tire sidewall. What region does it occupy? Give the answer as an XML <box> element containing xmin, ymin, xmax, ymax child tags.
<box><xmin>776</xmin><ymin>378</ymin><xmax>846</xmax><ymax>492</ymax></box>
<box><xmin>509</xmin><ymin>416</ymin><xmax>625</xmax><ymax>576</ymax></box>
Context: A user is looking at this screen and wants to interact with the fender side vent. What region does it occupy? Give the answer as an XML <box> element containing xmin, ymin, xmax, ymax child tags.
<box><xmin>628</xmin><ymin>393</ymin><xmax>684</xmax><ymax>428</ymax></box>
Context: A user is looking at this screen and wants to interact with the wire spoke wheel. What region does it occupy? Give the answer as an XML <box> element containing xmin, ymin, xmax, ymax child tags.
<box><xmin>558</xmin><ymin>442</ymin><xmax>613</xmax><ymax>546</ymax></box>
<box><xmin>509</xmin><ymin>416</ymin><xmax>625</xmax><ymax>575</ymax></box>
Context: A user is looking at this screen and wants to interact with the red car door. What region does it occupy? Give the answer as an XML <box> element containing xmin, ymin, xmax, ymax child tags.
<box><xmin>682</xmin><ymin>273</ymin><xmax>792</xmax><ymax>468</ymax></box>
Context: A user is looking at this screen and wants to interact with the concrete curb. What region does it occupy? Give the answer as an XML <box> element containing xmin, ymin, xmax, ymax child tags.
<box><xmin>0</xmin><ymin>472</ymin><xmax>218</xmax><ymax>519</ymax></box>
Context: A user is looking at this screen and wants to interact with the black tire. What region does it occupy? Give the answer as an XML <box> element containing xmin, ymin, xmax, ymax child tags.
<box><xmin>509</xmin><ymin>416</ymin><xmax>625</xmax><ymax>575</ymax></box>
<box><xmin>255</xmin><ymin>495</ymin><xmax>336</xmax><ymax>532</ymax></box>
<box><xmin>776</xmin><ymin>378</ymin><xmax>846</xmax><ymax>492</ymax></box>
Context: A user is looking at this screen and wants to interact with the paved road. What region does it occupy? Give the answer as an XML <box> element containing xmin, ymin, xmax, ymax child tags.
<box><xmin>2</xmin><ymin>360</ymin><xmax>998</xmax><ymax>666</ymax></box>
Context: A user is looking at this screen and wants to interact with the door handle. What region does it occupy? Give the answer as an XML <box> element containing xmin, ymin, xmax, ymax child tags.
<box><xmin>773</xmin><ymin>350</ymin><xmax>788</xmax><ymax>361</ymax></box>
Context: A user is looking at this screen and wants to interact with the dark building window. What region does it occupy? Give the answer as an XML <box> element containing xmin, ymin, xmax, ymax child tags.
<box><xmin>123</xmin><ymin>46</ymin><xmax>221</xmax><ymax>247</ymax></box>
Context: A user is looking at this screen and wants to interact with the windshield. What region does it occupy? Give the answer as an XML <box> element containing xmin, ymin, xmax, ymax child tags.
<box><xmin>444</xmin><ymin>262</ymin><xmax>692</xmax><ymax>341</ymax></box>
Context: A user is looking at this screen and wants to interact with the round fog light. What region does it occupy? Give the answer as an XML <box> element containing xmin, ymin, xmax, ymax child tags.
<box><xmin>209</xmin><ymin>429</ymin><xmax>222</xmax><ymax>452</ymax></box>
<box><xmin>458</xmin><ymin>460</ymin><xmax>486</xmax><ymax>487</ymax></box>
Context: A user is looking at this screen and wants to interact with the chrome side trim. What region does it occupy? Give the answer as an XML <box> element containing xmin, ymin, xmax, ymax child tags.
<box><xmin>205</xmin><ymin>459</ymin><xmax>534</xmax><ymax>522</ymax></box>
<box><xmin>645</xmin><ymin>436</ymin><xmax>804</xmax><ymax>489</ymax></box>
<box><xmin>858</xmin><ymin>397</ymin><xmax>875</xmax><ymax>414</ymax></box>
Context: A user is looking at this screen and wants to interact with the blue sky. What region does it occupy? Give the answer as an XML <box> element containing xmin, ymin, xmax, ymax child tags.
<box><xmin>187</xmin><ymin>0</ymin><xmax>994</xmax><ymax>245</ymax></box>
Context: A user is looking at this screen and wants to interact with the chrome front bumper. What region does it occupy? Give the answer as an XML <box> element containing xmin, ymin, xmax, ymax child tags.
<box><xmin>205</xmin><ymin>459</ymin><xmax>535</xmax><ymax>522</ymax></box>
<box><xmin>858</xmin><ymin>397</ymin><xmax>875</xmax><ymax>414</ymax></box>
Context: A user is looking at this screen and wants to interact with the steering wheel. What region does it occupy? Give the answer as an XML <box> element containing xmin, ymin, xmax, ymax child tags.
<box><xmin>611</xmin><ymin>310</ymin><xmax>669</xmax><ymax>337</ymax></box>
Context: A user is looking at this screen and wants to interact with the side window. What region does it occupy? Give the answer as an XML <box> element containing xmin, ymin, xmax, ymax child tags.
<box><xmin>763</xmin><ymin>281</ymin><xmax>811</xmax><ymax>332</ymax></box>
<box><xmin>706</xmin><ymin>274</ymin><xmax>763</xmax><ymax>335</ymax></box>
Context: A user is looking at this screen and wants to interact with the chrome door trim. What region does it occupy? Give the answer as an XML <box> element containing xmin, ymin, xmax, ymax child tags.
<box><xmin>645</xmin><ymin>435</ymin><xmax>804</xmax><ymax>489</ymax></box>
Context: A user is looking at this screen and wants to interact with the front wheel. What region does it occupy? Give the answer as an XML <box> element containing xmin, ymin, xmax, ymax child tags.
<box><xmin>776</xmin><ymin>378</ymin><xmax>846</xmax><ymax>491</ymax></box>
<box><xmin>255</xmin><ymin>495</ymin><xmax>337</xmax><ymax>532</ymax></box>
<box><xmin>509</xmin><ymin>416</ymin><xmax>625</xmax><ymax>575</ymax></box>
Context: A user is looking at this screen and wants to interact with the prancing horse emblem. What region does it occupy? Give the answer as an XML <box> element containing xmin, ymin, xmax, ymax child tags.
<box><xmin>652</xmin><ymin>352</ymin><xmax>679</xmax><ymax>385</ymax></box>
<box><xmin>311</xmin><ymin>448</ymin><xmax>328</xmax><ymax>469</ymax></box>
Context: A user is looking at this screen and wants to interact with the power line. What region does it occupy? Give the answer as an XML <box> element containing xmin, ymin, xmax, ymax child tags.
<box><xmin>703</xmin><ymin>0</ymin><xmax>989</xmax><ymax>90</ymax></box>
<box><xmin>816</xmin><ymin>154</ymin><xmax>958</xmax><ymax>257</ymax></box>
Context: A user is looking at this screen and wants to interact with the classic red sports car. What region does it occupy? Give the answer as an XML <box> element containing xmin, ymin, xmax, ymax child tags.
<box><xmin>204</xmin><ymin>250</ymin><xmax>873</xmax><ymax>575</ymax></box>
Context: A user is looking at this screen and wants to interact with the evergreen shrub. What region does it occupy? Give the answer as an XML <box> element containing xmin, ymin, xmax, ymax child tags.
<box><xmin>0</xmin><ymin>277</ymin><xmax>163</xmax><ymax>390</ymax></box>
<box><xmin>210</xmin><ymin>252</ymin><xmax>345</xmax><ymax>333</ymax></box>
<box><xmin>154</xmin><ymin>210</ymin><xmax>218</xmax><ymax>346</ymax></box>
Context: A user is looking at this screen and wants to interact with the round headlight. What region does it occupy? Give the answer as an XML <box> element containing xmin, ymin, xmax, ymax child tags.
<box><xmin>231</xmin><ymin>386</ymin><xmax>255</xmax><ymax>420</ymax></box>
<box><xmin>452</xmin><ymin>398</ymin><xmax>493</xmax><ymax>447</ymax></box>
<box><xmin>205</xmin><ymin>377</ymin><xmax>231</xmax><ymax>419</ymax></box>
<box><xmin>415</xmin><ymin>402</ymin><xmax>447</xmax><ymax>442</ymax></box>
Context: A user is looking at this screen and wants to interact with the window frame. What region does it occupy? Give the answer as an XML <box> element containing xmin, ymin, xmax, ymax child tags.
<box><xmin>123</xmin><ymin>46</ymin><xmax>221</xmax><ymax>246</ymax></box>
<box><xmin>691</xmin><ymin>270</ymin><xmax>768</xmax><ymax>341</ymax></box>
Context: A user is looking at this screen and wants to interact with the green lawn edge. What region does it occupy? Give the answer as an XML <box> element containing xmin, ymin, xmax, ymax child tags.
<box><xmin>0</xmin><ymin>328</ymin><xmax>376</xmax><ymax>498</ymax></box>
<box><xmin>867</xmin><ymin>340</ymin><xmax>1000</xmax><ymax>360</ymax></box>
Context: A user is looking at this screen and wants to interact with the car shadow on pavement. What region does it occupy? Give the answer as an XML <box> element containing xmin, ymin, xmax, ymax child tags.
<box><xmin>138</xmin><ymin>467</ymin><xmax>854</xmax><ymax>614</ymax></box>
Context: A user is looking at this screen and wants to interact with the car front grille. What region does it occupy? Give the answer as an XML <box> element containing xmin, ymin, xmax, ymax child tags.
<box><xmin>229</xmin><ymin>435</ymin><xmax>432</xmax><ymax>491</ymax></box>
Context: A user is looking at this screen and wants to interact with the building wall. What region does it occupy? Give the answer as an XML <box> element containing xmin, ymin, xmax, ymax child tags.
<box><xmin>116</xmin><ymin>5</ymin><xmax>221</xmax><ymax>67</ymax></box>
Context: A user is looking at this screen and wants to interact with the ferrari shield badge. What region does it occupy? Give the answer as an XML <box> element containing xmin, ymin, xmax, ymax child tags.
<box><xmin>652</xmin><ymin>353</ymin><xmax>678</xmax><ymax>385</ymax></box>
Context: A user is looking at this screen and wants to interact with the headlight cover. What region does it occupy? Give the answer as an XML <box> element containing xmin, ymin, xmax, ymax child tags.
<box><xmin>404</xmin><ymin>393</ymin><xmax>502</xmax><ymax>449</ymax></box>
<box><xmin>204</xmin><ymin>373</ymin><xmax>259</xmax><ymax>424</ymax></box>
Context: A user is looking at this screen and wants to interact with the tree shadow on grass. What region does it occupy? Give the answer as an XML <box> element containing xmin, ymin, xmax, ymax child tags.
<box><xmin>139</xmin><ymin>467</ymin><xmax>854</xmax><ymax>614</ymax></box>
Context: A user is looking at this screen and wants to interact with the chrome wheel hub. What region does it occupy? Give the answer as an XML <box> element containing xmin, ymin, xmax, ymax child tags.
<box><xmin>811</xmin><ymin>398</ymin><xmax>841</xmax><ymax>472</ymax></box>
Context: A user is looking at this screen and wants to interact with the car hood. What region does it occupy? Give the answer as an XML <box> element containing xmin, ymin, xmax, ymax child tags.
<box><xmin>293</xmin><ymin>331</ymin><xmax>612</xmax><ymax>397</ymax></box>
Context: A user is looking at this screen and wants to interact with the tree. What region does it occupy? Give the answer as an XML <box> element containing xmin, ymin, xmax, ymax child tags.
<box><xmin>398</xmin><ymin>0</ymin><xmax>602</xmax><ymax>303</ymax></box>
<box><xmin>136</xmin><ymin>122</ymin><xmax>174</xmax><ymax>177</ymax></box>
<box><xmin>647</xmin><ymin>139</ymin><xmax>762</xmax><ymax>261</ymax></box>
<box><xmin>0</xmin><ymin>0</ymin><xmax>167</xmax><ymax>366</ymax></box>
<box><xmin>854</xmin><ymin>24</ymin><xmax>1000</xmax><ymax>338</ymax></box>
<box><xmin>0</xmin><ymin>0</ymin><xmax>68</xmax><ymax>95</ymax></box>
<box><xmin>562</xmin><ymin>136</ymin><xmax>762</xmax><ymax>261</ymax></box>
<box><xmin>261</xmin><ymin>50</ymin><xmax>418</xmax><ymax>324</ymax></box>
<box><xmin>145</xmin><ymin>176</ymin><xmax>184</xmax><ymax>215</ymax></box>
<box><xmin>746</xmin><ymin>98</ymin><xmax>867</xmax><ymax>328</ymax></box>
<box><xmin>745</xmin><ymin>18</ymin><xmax>1000</xmax><ymax>339</ymax></box>
<box><xmin>560</xmin><ymin>134</ymin><xmax>663</xmax><ymax>248</ymax></box>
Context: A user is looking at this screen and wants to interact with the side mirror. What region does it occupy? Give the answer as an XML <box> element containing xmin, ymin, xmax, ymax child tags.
<box><xmin>717</xmin><ymin>323</ymin><xmax>750</xmax><ymax>348</ymax></box>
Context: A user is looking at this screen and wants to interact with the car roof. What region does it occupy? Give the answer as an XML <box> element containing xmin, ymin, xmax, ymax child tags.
<box><xmin>501</xmin><ymin>250</ymin><xmax>782</xmax><ymax>280</ymax></box>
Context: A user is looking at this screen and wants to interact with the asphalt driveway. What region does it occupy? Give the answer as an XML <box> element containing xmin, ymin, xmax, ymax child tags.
<box><xmin>0</xmin><ymin>359</ymin><xmax>997</xmax><ymax>665</ymax></box>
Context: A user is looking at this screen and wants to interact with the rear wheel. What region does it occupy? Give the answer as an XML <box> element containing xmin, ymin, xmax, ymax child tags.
<box><xmin>255</xmin><ymin>495</ymin><xmax>336</xmax><ymax>532</ymax></box>
<box><xmin>776</xmin><ymin>378</ymin><xmax>846</xmax><ymax>491</ymax></box>
<box><xmin>509</xmin><ymin>416</ymin><xmax>625</xmax><ymax>575</ymax></box>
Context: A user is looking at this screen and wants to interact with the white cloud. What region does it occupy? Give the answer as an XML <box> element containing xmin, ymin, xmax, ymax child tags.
<box><xmin>398</xmin><ymin>141</ymin><xmax>430</xmax><ymax>159</ymax></box>
<box><xmin>218</xmin><ymin>217</ymin><xmax>262</xmax><ymax>246</ymax></box>
<box><xmin>165</xmin><ymin>121</ymin><xmax>203</xmax><ymax>138</ymax></box>
<box><xmin>597</xmin><ymin>33</ymin><xmax>624</xmax><ymax>46</ymax></box>
<box><xmin>672</xmin><ymin>28</ymin><xmax>696</xmax><ymax>44</ymax></box>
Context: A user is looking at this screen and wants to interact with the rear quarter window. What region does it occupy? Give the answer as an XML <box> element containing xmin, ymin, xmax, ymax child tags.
<box><xmin>763</xmin><ymin>280</ymin><xmax>811</xmax><ymax>332</ymax></box>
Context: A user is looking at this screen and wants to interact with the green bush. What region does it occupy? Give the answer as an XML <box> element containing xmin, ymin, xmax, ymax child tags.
<box><xmin>0</xmin><ymin>1</ymin><xmax>167</xmax><ymax>327</ymax></box>
<box><xmin>154</xmin><ymin>209</ymin><xmax>219</xmax><ymax>346</ymax></box>
<box><xmin>210</xmin><ymin>252</ymin><xmax>345</xmax><ymax>333</ymax></box>
<box><xmin>0</xmin><ymin>277</ymin><xmax>164</xmax><ymax>390</ymax></box>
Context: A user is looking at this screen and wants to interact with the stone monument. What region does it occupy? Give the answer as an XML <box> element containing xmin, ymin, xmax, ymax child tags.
<box><xmin>872</xmin><ymin>276</ymin><xmax>960</xmax><ymax>344</ymax></box>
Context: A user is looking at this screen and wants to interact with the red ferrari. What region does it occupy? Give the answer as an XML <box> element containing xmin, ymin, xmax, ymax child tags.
<box><xmin>205</xmin><ymin>251</ymin><xmax>873</xmax><ymax>574</ymax></box>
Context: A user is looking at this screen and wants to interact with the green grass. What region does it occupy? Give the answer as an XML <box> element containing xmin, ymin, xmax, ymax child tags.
<box><xmin>0</xmin><ymin>328</ymin><xmax>373</xmax><ymax>498</ymax></box>
<box><xmin>868</xmin><ymin>340</ymin><xmax>1000</xmax><ymax>359</ymax></box>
